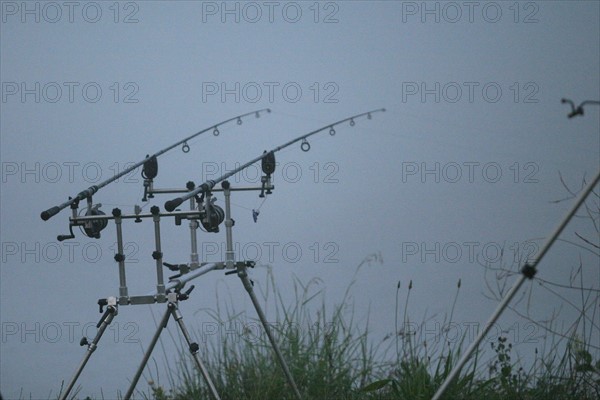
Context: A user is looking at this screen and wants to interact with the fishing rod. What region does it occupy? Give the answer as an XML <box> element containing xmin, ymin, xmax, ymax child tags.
<box><xmin>40</xmin><ymin>109</ymin><xmax>271</xmax><ymax>221</ymax></box>
<box><xmin>164</xmin><ymin>108</ymin><xmax>386</xmax><ymax>212</ymax></box>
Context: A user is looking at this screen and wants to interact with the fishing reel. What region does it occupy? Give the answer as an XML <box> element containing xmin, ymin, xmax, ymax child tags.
<box><xmin>82</xmin><ymin>203</ymin><xmax>108</xmax><ymax>239</ymax></box>
<box><xmin>57</xmin><ymin>197</ymin><xmax>108</xmax><ymax>241</ymax></box>
<box><xmin>196</xmin><ymin>194</ymin><xmax>225</xmax><ymax>233</ymax></box>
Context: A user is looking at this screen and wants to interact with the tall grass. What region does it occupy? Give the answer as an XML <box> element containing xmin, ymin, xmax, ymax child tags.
<box><xmin>143</xmin><ymin>257</ymin><xmax>599</xmax><ymax>400</ymax></box>
<box><xmin>145</xmin><ymin>257</ymin><xmax>384</xmax><ymax>400</ymax></box>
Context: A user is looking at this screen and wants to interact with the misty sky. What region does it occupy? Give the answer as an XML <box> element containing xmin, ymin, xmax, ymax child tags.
<box><xmin>1</xmin><ymin>1</ymin><xmax>599</xmax><ymax>399</ymax></box>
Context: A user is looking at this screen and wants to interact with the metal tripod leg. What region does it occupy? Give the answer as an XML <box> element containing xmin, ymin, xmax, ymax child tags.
<box><xmin>123</xmin><ymin>299</ymin><xmax>221</xmax><ymax>400</ymax></box>
<box><xmin>59</xmin><ymin>305</ymin><xmax>117</xmax><ymax>400</ymax></box>
<box><xmin>123</xmin><ymin>306</ymin><xmax>171</xmax><ymax>400</ymax></box>
<box><xmin>237</xmin><ymin>267</ymin><xmax>303</xmax><ymax>400</ymax></box>
<box><xmin>171</xmin><ymin>301</ymin><xmax>221</xmax><ymax>400</ymax></box>
<box><xmin>222</xmin><ymin>181</ymin><xmax>301</xmax><ymax>398</ymax></box>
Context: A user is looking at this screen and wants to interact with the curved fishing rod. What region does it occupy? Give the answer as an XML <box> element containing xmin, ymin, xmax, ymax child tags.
<box><xmin>40</xmin><ymin>109</ymin><xmax>271</xmax><ymax>221</ymax></box>
<box><xmin>164</xmin><ymin>108</ymin><xmax>386</xmax><ymax>212</ymax></box>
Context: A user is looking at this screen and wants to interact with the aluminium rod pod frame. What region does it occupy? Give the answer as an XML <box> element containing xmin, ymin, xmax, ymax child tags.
<box><xmin>130</xmin><ymin>179</ymin><xmax>302</xmax><ymax>399</ymax></box>
<box><xmin>57</xmin><ymin>179</ymin><xmax>302</xmax><ymax>399</ymax></box>
<box><xmin>58</xmin><ymin>205</ymin><xmax>220</xmax><ymax>400</ymax></box>
<box><xmin>121</xmin><ymin>179</ymin><xmax>302</xmax><ymax>399</ymax></box>
<box><xmin>52</xmin><ymin>110</ymin><xmax>385</xmax><ymax>399</ymax></box>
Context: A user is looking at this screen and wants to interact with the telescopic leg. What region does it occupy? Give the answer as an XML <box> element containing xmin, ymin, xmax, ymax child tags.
<box><xmin>123</xmin><ymin>306</ymin><xmax>172</xmax><ymax>400</ymax></box>
<box><xmin>171</xmin><ymin>302</ymin><xmax>222</xmax><ymax>400</ymax></box>
<box><xmin>237</xmin><ymin>267</ymin><xmax>303</xmax><ymax>400</ymax></box>
<box><xmin>59</xmin><ymin>306</ymin><xmax>117</xmax><ymax>400</ymax></box>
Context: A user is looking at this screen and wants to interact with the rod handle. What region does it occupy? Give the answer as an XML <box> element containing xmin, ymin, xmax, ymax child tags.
<box><xmin>57</xmin><ymin>234</ymin><xmax>75</xmax><ymax>242</ymax></box>
<box><xmin>41</xmin><ymin>206</ymin><xmax>60</xmax><ymax>221</ymax></box>
<box><xmin>165</xmin><ymin>197</ymin><xmax>184</xmax><ymax>212</ymax></box>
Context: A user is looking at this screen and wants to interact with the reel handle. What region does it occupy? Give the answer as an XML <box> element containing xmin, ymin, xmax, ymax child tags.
<box><xmin>57</xmin><ymin>234</ymin><xmax>75</xmax><ymax>242</ymax></box>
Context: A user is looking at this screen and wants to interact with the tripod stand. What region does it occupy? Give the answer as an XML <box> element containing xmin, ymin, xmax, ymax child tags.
<box><xmin>124</xmin><ymin>259</ymin><xmax>302</xmax><ymax>400</ymax></box>
<box><xmin>124</xmin><ymin>288</ymin><xmax>220</xmax><ymax>400</ymax></box>
<box><xmin>60</xmin><ymin>289</ymin><xmax>221</xmax><ymax>400</ymax></box>
<box><xmin>57</xmin><ymin>179</ymin><xmax>302</xmax><ymax>400</ymax></box>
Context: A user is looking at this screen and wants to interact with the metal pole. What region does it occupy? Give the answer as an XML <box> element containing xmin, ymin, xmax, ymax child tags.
<box><xmin>222</xmin><ymin>182</ymin><xmax>235</xmax><ymax>269</ymax></box>
<box><xmin>221</xmin><ymin>179</ymin><xmax>301</xmax><ymax>397</ymax></box>
<box><xmin>432</xmin><ymin>169</ymin><xmax>600</xmax><ymax>400</ymax></box>
<box><xmin>113</xmin><ymin>209</ymin><xmax>128</xmax><ymax>302</ymax></box>
<box><xmin>171</xmin><ymin>302</ymin><xmax>221</xmax><ymax>400</ymax></box>
<box><xmin>59</xmin><ymin>306</ymin><xmax>117</xmax><ymax>400</ymax></box>
<box><xmin>163</xmin><ymin>262</ymin><xmax>219</xmax><ymax>293</ymax></box>
<box><xmin>123</xmin><ymin>306</ymin><xmax>171</xmax><ymax>400</ymax></box>
<box><xmin>238</xmin><ymin>267</ymin><xmax>303</xmax><ymax>400</ymax></box>
<box><xmin>189</xmin><ymin>197</ymin><xmax>200</xmax><ymax>268</ymax></box>
<box><xmin>151</xmin><ymin>206</ymin><xmax>166</xmax><ymax>300</ymax></box>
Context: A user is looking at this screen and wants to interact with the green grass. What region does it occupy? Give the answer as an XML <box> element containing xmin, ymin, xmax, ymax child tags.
<box><xmin>141</xmin><ymin>258</ymin><xmax>599</xmax><ymax>400</ymax></box>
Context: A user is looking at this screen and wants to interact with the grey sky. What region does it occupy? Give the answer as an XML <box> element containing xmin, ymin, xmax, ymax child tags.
<box><xmin>1</xmin><ymin>1</ymin><xmax>599</xmax><ymax>399</ymax></box>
